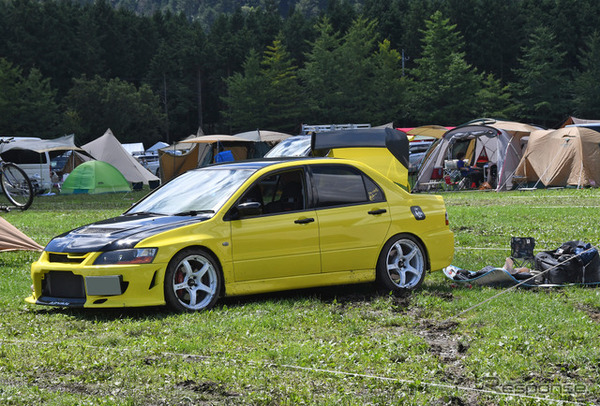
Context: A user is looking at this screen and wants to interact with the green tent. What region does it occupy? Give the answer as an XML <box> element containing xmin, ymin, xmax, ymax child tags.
<box><xmin>61</xmin><ymin>161</ymin><xmax>131</xmax><ymax>194</ymax></box>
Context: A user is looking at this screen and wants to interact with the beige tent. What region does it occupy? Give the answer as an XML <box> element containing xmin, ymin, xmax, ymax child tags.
<box><xmin>234</xmin><ymin>130</ymin><xmax>291</xmax><ymax>144</ymax></box>
<box><xmin>559</xmin><ymin>116</ymin><xmax>600</xmax><ymax>128</ymax></box>
<box><xmin>0</xmin><ymin>217</ymin><xmax>42</xmax><ymax>251</ymax></box>
<box><xmin>0</xmin><ymin>134</ymin><xmax>84</xmax><ymax>154</ymax></box>
<box><xmin>82</xmin><ymin>129</ymin><xmax>160</xmax><ymax>186</ymax></box>
<box><xmin>158</xmin><ymin>135</ymin><xmax>257</xmax><ymax>182</ymax></box>
<box><xmin>514</xmin><ymin>125</ymin><xmax>600</xmax><ymax>188</ymax></box>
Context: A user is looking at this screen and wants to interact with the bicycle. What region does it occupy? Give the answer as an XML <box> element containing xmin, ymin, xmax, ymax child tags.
<box><xmin>0</xmin><ymin>139</ymin><xmax>34</xmax><ymax>210</ymax></box>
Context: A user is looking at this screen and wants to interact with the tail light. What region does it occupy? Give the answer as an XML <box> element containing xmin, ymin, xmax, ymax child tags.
<box><xmin>445</xmin><ymin>211</ymin><xmax>449</xmax><ymax>226</ymax></box>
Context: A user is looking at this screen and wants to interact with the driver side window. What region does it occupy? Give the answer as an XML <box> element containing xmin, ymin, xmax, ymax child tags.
<box><xmin>240</xmin><ymin>169</ymin><xmax>306</xmax><ymax>216</ymax></box>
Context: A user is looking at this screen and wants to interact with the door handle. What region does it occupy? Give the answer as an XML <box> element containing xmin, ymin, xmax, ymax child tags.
<box><xmin>294</xmin><ymin>217</ymin><xmax>315</xmax><ymax>224</ymax></box>
<box><xmin>368</xmin><ymin>209</ymin><xmax>387</xmax><ymax>215</ymax></box>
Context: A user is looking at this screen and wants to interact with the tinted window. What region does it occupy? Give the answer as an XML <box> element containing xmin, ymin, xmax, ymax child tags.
<box><xmin>241</xmin><ymin>169</ymin><xmax>306</xmax><ymax>215</ymax></box>
<box><xmin>1</xmin><ymin>149</ymin><xmax>47</xmax><ymax>164</ymax></box>
<box><xmin>364</xmin><ymin>176</ymin><xmax>385</xmax><ymax>202</ymax></box>
<box><xmin>312</xmin><ymin>165</ymin><xmax>383</xmax><ymax>207</ymax></box>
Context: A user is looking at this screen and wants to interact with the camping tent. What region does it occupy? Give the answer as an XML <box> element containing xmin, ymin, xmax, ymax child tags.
<box><xmin>158</xmin><ymin>134</ymin><xmax>259</xmax><ymax>182</ymax></box>
<box><xmin>0</xmin><ymin>134</ymin><xmax>84</xmax><ymax>154</ymax></box>
<box><xmin>82</xmin><ymin>129</ymin><xmax>159</xmax><ymax>186</ymax></box>
<box><xmin>398</xmin><ymin>125</ymin><xmax>453</xmax><ymax>140</ymax></box>
<box><xmin>146</xmin><ymin>141</ymin><xmax>169</xmax><ymax>155</ymax></box>
<box><xmin>514</xmin><ymin>125</ymin><xmax>600</xmax><ymax>188</ymax></box>
<box><xmin>0</xmin><ymin>217</ymin><xmax>43</xmax><ymax>251</ymax></box>
<box><xmin>234</xmin><ymin>130</ymin><xmax>291</xmax><ymax>144</ymax></box>
<box><xmin>415</xmin><ymin>119</ymin><xmax>542</xmax><ymax>191</ymax></box>
<box><xmin>122</xmin><ymin>142</ymin><xmax>145</xmax><ymax>156</ymax></box>
<box><xmin>0</xmin><ymin>134</ymin><xmax>94</xmax><ymax>192</ymax></box>
<box><xmin>559</xmin><ymin>116</ymin><xmax>600</xmax><ymax>128</ymax></box>
<box><xmin>61</xmin><ymin>161</ymin><xmax>131</xmax><ymax>194</ymax></box>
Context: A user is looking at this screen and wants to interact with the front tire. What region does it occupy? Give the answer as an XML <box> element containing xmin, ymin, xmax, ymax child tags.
<box><xmin>164</xmin><ymin>248</ymin><xmax>222</xmax><ymax>312</ymax></box>
<box><xmin>1</xmin><ymin>163</ymin><xmax>34</xmax><ymax>210</ymax></box>
<box><xmin>377</xmin><ymin>234</ymin><xmax>427</xmax><ymax>292</ymax></box>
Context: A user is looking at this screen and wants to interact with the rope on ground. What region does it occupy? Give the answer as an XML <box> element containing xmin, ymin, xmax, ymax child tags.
<box><xmin>0</xmin><ymin>338</ymin><xmax>586</xmax><ymax>405</ymax></box>
<box><xmin>455</xmin><ymin>247</ymin><xmax>508</xmax><ymax>251</ymax></box>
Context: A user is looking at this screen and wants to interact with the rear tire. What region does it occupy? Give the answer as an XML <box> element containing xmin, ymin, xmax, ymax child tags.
<box><xmin>1</xmin><ymin>163</ymin><xmax>34</xmax><ymax>210</ymax></box>
<box><xmin>376</xmin><ymin>234</ymin><xmax>427</xmax><ymax>292</ymax></box>
<box><xmin>164</xmin><ymin>248</ymin><xmax>222</xmax><ymax>312</ymax></box>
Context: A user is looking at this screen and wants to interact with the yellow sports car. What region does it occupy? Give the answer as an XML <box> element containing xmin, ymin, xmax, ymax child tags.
<box><xmin>26</xmin><ymin>129</ymin><xmax>454</xmax><ymax>312</ymax></box>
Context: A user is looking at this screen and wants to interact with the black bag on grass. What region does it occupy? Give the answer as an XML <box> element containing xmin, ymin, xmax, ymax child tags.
<box><xmin>534</xmin><ymin>241</ymin><xmax>600</xmax><ymax>284</ymax></box>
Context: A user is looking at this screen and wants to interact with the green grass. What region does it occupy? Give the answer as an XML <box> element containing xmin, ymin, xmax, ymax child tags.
<box><xmin>0</xmin><ymin>189</ymin><xmax>599</xmax><ymax>405</ymax></box>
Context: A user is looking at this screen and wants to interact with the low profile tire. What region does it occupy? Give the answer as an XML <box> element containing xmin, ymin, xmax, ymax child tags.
<box><xmin>164</xmin><ymin>248</ymin><xmax>222</xmax><ymax>312</ymax></box>
<box><xmin>376</xmin><ymin>234</ymin><xmax>427</xmax><ymax>292</ymax></box>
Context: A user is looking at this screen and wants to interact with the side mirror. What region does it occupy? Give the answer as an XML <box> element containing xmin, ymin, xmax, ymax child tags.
<box><xmin>230</xmin><ymin>201</ymin><xmax>262</xmax><ymax>220</ymax></box>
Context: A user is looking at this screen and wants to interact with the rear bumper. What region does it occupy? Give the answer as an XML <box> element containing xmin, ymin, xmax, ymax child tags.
<box><xmin>424</xmin><ymin>229</ymin><xmax>455</xmax><ymax>271</ymax></box>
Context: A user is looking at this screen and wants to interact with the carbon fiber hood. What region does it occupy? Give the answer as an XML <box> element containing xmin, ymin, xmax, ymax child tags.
<box><xmin>44</xmin><ymin>214</ymin><xmax>209</xmax><ymax>253</ymax></box>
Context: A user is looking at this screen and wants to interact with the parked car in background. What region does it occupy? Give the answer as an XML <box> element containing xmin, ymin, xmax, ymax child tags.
<box><xmin>27</xmin><ymin>136</ymin><xmax>454</xmax><ymax>312</ymax></box>
<box><xmin>409</xmin><ymin>140</ymin><xmax>435</xmax><ymax>173</ymax></box>
<box><xmin>264</xmin><ymin>135</ymin><xmax>312</xmax><ymax>157</ymax></box>
<box><xmin>135</xmin><ymin>154</ymin><xmax>160</xmax><ymax>176</ymax></box>
<box><xmin>0</xmin><ymin>138</ymin><xmax>51</xmax><ymax>193</ymax></box>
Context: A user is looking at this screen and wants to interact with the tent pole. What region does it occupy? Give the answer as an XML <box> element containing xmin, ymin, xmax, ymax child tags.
<box><xmin>577</xmin><ymin>160</ymin><xmax>583</xmax><ymax>189</ymax></box>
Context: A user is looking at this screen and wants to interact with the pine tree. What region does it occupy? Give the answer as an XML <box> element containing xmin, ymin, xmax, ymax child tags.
<box><xmin>221</xmin><ymin>50</ymin><xmax>269</xmax><ymax>132</ymax></box>
<box><xmin>511</xmin><ymin>26</ymin><xmax>571</xmax><ymax>126</ymax></box>
<box><xmin>0</xmin><ymin>59</ymin><xmax>60</xmax><ymax>138</ymax></box>
<box><xmin>369</xmin><ymin>39</ymin><xmax>411</xmax><ymax>126</ymax></box>
<box><xmin>573</xmin><ymin>31</ymin><xmax>600</xmax><ymax>118</ymax></box>
<box><xmin>260</xmin><ymin>38</ymin><xmax>305</xmax><ymax>132</ymax></box>
<box><xmin>410</xmin><ymin>11</ymin><xmax>482</xmax><ymax>126</ymax></box>
<box><xmin>301</xmin><ymin>17</ymin><xmax>381</xmax><ymax>123</ymax></box>
<box><xmin>476</xmin><ymin>74</ymin><xmax>516</xmax><ymax>119</ymax></box>
<box><xmin>299</xmin><ymin>18</ymin><xmax>343</xmax><ymax>122</ymax></box>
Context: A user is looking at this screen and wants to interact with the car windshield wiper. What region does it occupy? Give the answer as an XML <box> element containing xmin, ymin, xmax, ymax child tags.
<box><xmin>123</xmin><ymin>211</ymin><xmax>163</xmax><ymax>216</ymax></box>
<box><xmin>173</xmin><ymin>210</ymin><xmax>215</xmax><ymax>216</ymax></box>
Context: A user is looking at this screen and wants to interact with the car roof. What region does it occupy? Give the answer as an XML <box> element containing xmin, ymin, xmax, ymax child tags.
<box><xmin>194</xmin><ymin>156</ymin><xmax>351</xmax><ymax>172</ymax></box>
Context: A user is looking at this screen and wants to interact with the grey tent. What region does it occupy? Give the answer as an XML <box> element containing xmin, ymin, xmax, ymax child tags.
<box><xmin>415</xmin><ymin>119</ymin><xmax>542</xmax><ymax>191</ymax></box>
<box><xmin>82</xmin><ymin>129</ymin><xmax>160</xmax><ymax>186</ymax></box>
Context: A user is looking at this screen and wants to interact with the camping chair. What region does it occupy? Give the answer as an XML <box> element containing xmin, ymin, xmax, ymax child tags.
<box><xmin>510</xmin><ymin>237</ymin><xmax>535</xmax><ymax>269</ymax></box>
<box><xmin>443</xmin><ymin>160</ymin><xmax>467</xmax><ymax>190</ymax></box>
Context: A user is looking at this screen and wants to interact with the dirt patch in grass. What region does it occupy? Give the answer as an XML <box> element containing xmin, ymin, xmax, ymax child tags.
<box><xmin>0</xmin><ymin>374</ymin><xmax>102</xmax><ymax>398</ymax></box>
<box><xmin>390</xmin><ymin>291</ymin><xmax>412</xmax><ymax>312</ymax></box>
<box><xmin>176</xmin><ymin>379</ymin><xmax>239</xmax><ymax>397</ymax></box>
<box><xmin>418</xmin><ymin>319</ymin><xmax>462</xmax><ymax>365</ymax></box>
<box><xmin>416</xmin><ymin>318</ymin><xmax>480</xmax><ymax>404</ymax></box>
<box><xmin>577</xmin><ymin>304</ymin><xmax>600</xmax><ymax>322</ymax></box>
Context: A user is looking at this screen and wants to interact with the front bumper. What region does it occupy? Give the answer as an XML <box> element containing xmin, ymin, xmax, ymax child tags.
<box><xmin>26</xmin><ymin>251</ymin><xmax>167</xmax><ymax>308</ymax></box>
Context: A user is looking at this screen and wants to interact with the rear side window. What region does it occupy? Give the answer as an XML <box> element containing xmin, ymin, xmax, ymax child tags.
<box><xmin>311</xmin><ymin>165</ymin><xmax>385</xmax><ymax>207</ymax></box>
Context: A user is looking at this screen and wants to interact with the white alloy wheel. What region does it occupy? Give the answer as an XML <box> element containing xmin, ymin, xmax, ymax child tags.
<box><xmin>165</xmin><ymin>249</ymin><xmax>221</xmax><ymax>311</ymax></box>
<box><xmin>377</xmin><ymin>235</ymin><xmax>427</xmax><ymax>291</ymax></box>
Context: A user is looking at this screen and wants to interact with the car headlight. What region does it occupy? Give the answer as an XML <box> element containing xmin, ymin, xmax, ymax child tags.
<box><xmin>94</xmin><ymin>248</ymin><xmax>157</xmax><ymax>265</ymax></box>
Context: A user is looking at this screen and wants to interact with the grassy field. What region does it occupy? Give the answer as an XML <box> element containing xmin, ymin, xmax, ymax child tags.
<box><xmin>0</xmin><ymin>189</ymin><xmax>599</xmax><ymax>405</ymax></box>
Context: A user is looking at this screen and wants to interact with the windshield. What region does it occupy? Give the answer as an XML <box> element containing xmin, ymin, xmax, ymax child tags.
<box><xmin>265</xmin><ymin>136</ymin><xmax>311</xmax><ymax>157</ymax></box>
<box><xmin>127</xmin><ymin>168</ymin><xmax>255</xmax><ymax>216</ymax></box>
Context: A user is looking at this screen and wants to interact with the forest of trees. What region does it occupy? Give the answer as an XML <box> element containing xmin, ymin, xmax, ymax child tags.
<box><xmin>2</xmin><ymin>0</ymin><xmax>600</xmax><ymax>147</ymax></box>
